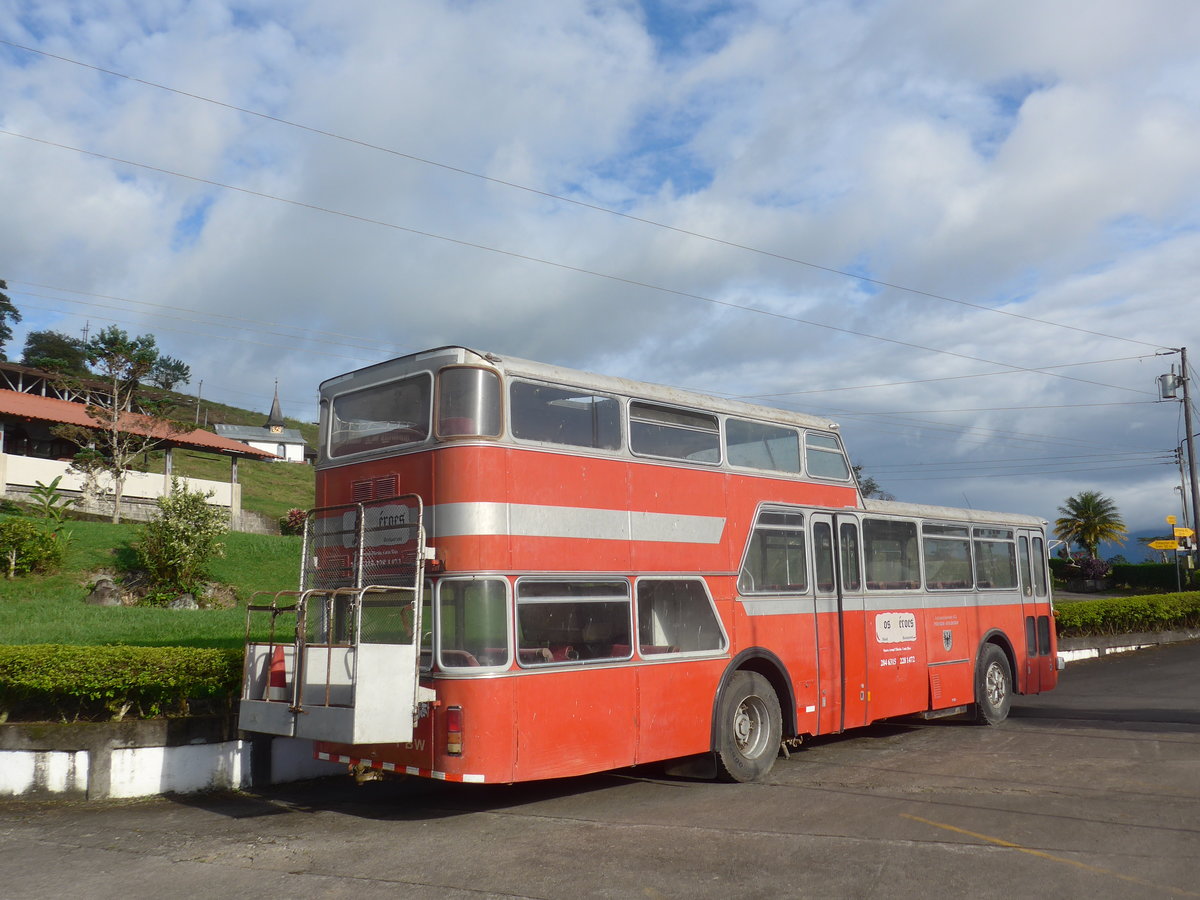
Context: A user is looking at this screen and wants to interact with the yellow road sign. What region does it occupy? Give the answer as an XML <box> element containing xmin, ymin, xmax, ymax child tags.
<box><xmin>1149</xmin><ymin>539</ymin><xmax>1181</xmax><ymax>550</ymax></box>
<box><xmin>1167</xmin><ymin>515</ymin><xmax>1177</xmax><ymax>525</ymax></box>
<box><xmin>1174</xmin><ymin>527</ymin><xmax>1195</xmax><ymax>538</ymax></box>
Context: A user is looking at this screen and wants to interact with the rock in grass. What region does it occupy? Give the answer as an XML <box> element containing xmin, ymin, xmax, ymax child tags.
<box><xmin>168</xmin><ymin>593</ymin><xmax>199</xmax><ymax>610</ymax></box>
<box><xmin>85</xmin><ymin>578</ymin><xmax>121</xmax><ymax>606</ymax></box>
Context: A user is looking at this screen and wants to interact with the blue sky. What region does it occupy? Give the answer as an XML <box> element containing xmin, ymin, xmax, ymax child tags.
<box><xmin>2</xmin><ymin>0</ymin><xmax>1200</xmax><ymax>544</ymax></box>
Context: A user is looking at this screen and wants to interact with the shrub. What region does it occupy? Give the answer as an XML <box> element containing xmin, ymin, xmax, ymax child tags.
<box><xmin>0</xmin><ymin>516</ymin><xmax>65</xmax><ymax>578</ymax></box>
<box><xmin>135</xmin><ymin>480</ymin><xmax>228</xmax><ymax>600</ymax></box>
<box><xmin>279</xmin><ymin>507</ymin><xmax>307</xmax><ymax>536</ymax></box>
<box><xmin>1109</xmin><ymin>563</ymin><xmax>1183</xmax><ymax>592</ymax></box>
<box><xmin>0</xmin><ymin>644</ymin><xmax>243</xmax><ymax>721</ymax></box>
<box><xmin>1078</xmin><ymin>557</ymin><xmax>1110</xmax><ymax>579</ymax></box>
<box><xmin>1055</xmin><ymin>592</ymin><xmax>1200</xmax><ymax>637</ymax></box>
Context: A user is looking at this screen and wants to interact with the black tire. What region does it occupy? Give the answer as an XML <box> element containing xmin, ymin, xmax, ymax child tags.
<box><xmin>715</xmin><ymin>670</ymin><xmax>782</xmax><ymax>782</ymax></box>
<box><xmin>974</xmin><ymin>644</ymin><xmax>1012</xmax><ymax>725</ymax></box>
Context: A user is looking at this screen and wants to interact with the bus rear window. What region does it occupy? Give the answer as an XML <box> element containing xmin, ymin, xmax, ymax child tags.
<box><xmin>329</xmin><ymin>373</ymin><xmax>432</xmax><ymax>457</ymax></box>
<box><xmin>437</xmin><ymin>367</ymin><xmax>502</xmax><ymax>438</ymax></box>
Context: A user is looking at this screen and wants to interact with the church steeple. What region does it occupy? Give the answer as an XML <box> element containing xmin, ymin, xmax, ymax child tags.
<box><xmin>265</xmin><ymin>381</ymin><xmax>285</xmax><ymax>433</ymax></box>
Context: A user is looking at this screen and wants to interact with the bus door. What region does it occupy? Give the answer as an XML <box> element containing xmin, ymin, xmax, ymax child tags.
<box><xmin>1017</xmin><ymin>530</ymin><xmax>1054</xmax><ymax>693</ymax></box>
<box><xmin>811</xmin><ymin>513</ymin><xmax>870</xmax><ymax>733</ymax></box>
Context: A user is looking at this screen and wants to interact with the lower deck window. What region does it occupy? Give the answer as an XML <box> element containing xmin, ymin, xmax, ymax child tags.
<box><xmin>437</xmin><ymin>579</ymin><xmax>510</xmax><ymax>669</ymax></box>
<box><xmin>516</xmin><ymin>580</ymin><xmax>632</xmax><ymax>664</ymax></box>
<box><xmin>739</xmin><ymin>509</ymin><xmax>808</xmax><ymax>594</ymax></box>
<box><xmin>864</xmin><ymin>518</ymin><xmax>921</xmax><ymax>590</ymax></box>
<box><xmin>636</xmin><ymin>579</ymin><xmax>725</xmax><ymax>655</ymax></box>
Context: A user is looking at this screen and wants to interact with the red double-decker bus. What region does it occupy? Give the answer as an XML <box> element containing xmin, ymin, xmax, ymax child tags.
<box><xmin>240</xmin><ymin>346</ymin><xmax>1058</xmax><ymax>783</ymax></box>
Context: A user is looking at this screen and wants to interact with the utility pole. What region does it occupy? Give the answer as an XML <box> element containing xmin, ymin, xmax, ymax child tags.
<box><xmin>195</xmin><ymin>379</ymin><xmax>203</xmax><ymax>425</ymax></box>
<box><xmin>1183</xmin><ymin>347</ymin><xmax>1200</xmax><ymax>566</ymax></box>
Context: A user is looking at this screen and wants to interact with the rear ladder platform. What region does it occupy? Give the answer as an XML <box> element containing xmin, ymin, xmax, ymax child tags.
<box><xmin>239</xmin><ymin>494</ymin><xmax>434</xmax><ymax>745</ymax></box>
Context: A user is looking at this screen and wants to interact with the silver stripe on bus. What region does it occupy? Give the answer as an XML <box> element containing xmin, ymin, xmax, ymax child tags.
<box><xmin>429</xmin><ymin>502</ymin><xmax>726</xmax><ymax>544</ymax></box>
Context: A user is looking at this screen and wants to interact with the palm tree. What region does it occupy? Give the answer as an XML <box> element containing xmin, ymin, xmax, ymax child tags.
<box><xmin>1054</xmin><ymin>491</ymin><xmax>1127</xmax><ymax>558</ymax></box>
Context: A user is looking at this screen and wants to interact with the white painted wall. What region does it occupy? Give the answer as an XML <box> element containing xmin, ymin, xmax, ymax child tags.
<box><xmin>0</xmin><ymin>737</ymin><xmax>341</xmax><ymax>799</ymax></box>
<box><xmin>1</xmin><ymin>454</ymin><xmax>233</xmax><ymax>505</ymax></box>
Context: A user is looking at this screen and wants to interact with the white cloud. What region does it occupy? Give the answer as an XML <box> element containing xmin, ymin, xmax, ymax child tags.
<box><xmin>1</xmin><ymin>0</ymin><xmax>1198</xmax><ymax>540</ymax></box>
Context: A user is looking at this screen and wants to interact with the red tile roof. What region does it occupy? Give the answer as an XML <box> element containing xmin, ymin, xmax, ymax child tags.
<box><xmin>0</xmin><ymin>390</ymin><xmax>278</xmax><ymax>459</ymax></box>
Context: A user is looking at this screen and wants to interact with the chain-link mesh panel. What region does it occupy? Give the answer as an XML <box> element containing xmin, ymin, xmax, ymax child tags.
<box><xmin>359</xmin><ymin>589</ymin><xmax>417</xmax><ymax>644</ymax></box>
<box><xmin>302</xmin><ymin>505</ymin><xmax>359</xmax><ymax>591</ymax></box>
<box><xmin>301</xmin><ymin>495</ymin><xmax>424</xmax><ymax>591</ymax></box>
<box><xmin>358</xmin><ymin>496</ymin><xmax>423</xmax><ymax>588</ymax></box>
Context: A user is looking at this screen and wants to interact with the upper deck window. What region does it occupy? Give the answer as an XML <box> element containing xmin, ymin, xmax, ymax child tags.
<box><xmin>629</xmin><ymin>401</ymin><xmax>720</xmax><ymax>463</ymax></box>
<box><xmin>510</xmin><ymin>381</ymin><xmax>622</xmax><ymax>450</ymax></box>
<box><xmin>328</xmin><ymin>373</ymin><xmax>432</xmax><ymax>458</ymax></box>
<box><xmin>437</xmin><ymin>367</ymin><xmax>502</xmax><ymax>438</ymax></box>
<box><xmin>805</xmin><ymin>432</ymin><xmax>851</xmax><ymax>480</ymax></box>
<box><xmin>725</xmin><ymin>419</ymin><xmax>801</xmax><ymax>474</ymax></box>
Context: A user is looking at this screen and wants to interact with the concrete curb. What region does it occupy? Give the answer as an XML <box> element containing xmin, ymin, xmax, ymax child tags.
<box><xmin>0</xmin><ymin>715</ymin><xmax>341</xmax><ymax>800</ymax></box>
<box><xmin>1057</xmin><ymin>628</ymin><xmax>1200</xmax><ymax>663</ymax></box>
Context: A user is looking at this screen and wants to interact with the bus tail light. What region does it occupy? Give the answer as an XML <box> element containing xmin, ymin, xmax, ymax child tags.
<box><xmin>446</xmin><ymin>706</ymin><xmax>464</xmax><ymax>756</ymax></box>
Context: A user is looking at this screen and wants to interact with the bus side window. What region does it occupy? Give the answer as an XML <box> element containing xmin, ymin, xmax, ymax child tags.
<box><xmin>438</xmin><ymin>579</ymin><xmax>510</xmax><ymax>669</ymax></box>
<box><xmin>636</xmin><ymin>579</ymin><xmax>725</xmax><ymax>655</ymax></box>
<box><xmin>738</xmin><ymin>509</ymin><xmax>808</xmax><ymax>594</ymax></box>
<box><xmin>1032</xmin><ymin>537</ymin><xmax>1049</xmax><ymax>597</ymax></box>
<box><xmin>510</xmin><ymin>381</ymin><xmax>622</xmax><ymax>450</ymax></box>
<box><xmin>864</xmin><ymin>519</ymin><xmax>920</xmax><ymax>590</ymax></box>
<box><xmin>516</xmin><ymin>580</ymin><xmax>632</xmax><ymax>664</ymax></box>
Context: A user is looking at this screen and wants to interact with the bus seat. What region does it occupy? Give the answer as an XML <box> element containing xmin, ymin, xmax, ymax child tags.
<box><xmin>440</xmin><ymin>649</ymin><xmax>480</xmax><ymax>667</ymax></box>
<box><xmin>548</xmin><ymin>644</ymin><xmax>579</xmax><ymax>661</ymax></box>
<box><xmin>518</xmin><ymin>647</ymin><xmax>552</xmax><ymax>664</ymax></box>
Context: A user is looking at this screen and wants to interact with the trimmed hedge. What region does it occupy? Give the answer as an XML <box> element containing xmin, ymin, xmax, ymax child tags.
<box><xmin>0</xmin><ymin>645</ymin><xmax>242</xmax><ymax>722</ymax></box>
<box><xmin>1108</xmin><ymin>563</ymin><xmax>1198</xmax><ymax>592</ymax></box>
<box><xmin>1055</xmin><ymin>592</ymin><xmax>1200</xmax><ymax>637</ymax></box>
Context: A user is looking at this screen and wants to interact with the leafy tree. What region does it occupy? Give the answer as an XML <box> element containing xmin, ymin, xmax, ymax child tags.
<box><xmin>51</xmin><ymin>327</ymin><xmax>185</xmax><ymax>524</ymax></box>
<box><xmin>148</xmin><ymin>355</ymin><xmax>191</xmax><ymax>390</ymax></box>
<box><xmin>21</xmin><ymin>329</ymin><xmax>90</xmax><ymax>375</ymax></box>
<box><xmin>1054</xmin><ymin>490</ymin><xmax>1127</xmax><ymax>559</ymax></box>
<box><xmin>853</xmin><ymin>464</ymin><xmax>895</xmax><ymax>501</ymax></box>
<box><xmin>136</xmin><ymin>479</ymin><xmax>227</xmax><ymax>602</ymax></box>
<box><xmin>0</xmin><ymin>279</ymin><xmax>21</xmax><ymax>361</ymax></box>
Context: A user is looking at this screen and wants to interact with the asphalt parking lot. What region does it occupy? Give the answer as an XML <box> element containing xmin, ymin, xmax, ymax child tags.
<box><xmin>3</xmin><ymin>640</ymin><xmax>1198</xmax><ymax>899</ymax></box>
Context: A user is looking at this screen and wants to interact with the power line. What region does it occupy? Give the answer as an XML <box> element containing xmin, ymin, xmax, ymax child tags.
<box><xmin>883</xmin><ymin>460</ymin><xmax>1175</xmax><ymax>482</ymax></box>
<box><xmin>0</xmin><ymin>36</ymin><xmax>1170</xmax><ymax>352</ymax></box>
<box><xmin>832</xmin><ymin>400</ymin><xmax>1159</xmax><ymax>415</ymax></box>
<box><xmin>0</xmin><ymin>128</ymin><xmax>1158</xmax><ymax>399</ymax></box>
<box><xmin>868</xmin><ymin>450</ymin><xmax>1169</xmax><ymax>470</ymax></box>
<box><xmin>732</xmin><ymin>354</ymin><xmax>1160</xmax><ymax>398</ymax></box>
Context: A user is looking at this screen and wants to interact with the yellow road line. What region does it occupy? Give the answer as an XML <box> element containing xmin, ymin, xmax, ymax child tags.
<box><xmin>901</xmin><ymin>813</ymin><xmax>1197</xmax><ymax>898</ymax></box>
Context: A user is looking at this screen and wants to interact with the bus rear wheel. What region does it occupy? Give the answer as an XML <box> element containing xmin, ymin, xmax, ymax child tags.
<box><xmin>715</xmin><ymin>671</ymin><xmax>782</xmax><ymax>782</ymax></box>
<box><xmin>974</xmin><ymin>644</ymin><xmax>1012</xmax><ymax>725</ymax></box>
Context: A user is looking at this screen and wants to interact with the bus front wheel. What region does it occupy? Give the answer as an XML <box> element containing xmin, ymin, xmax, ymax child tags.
<box><xmin>715</xmin><ymin>671</ymin><xmax>782</xmax><ymax>782</ymax></box>
<box><xmin>973</xmin><ymin>644</ymin><xmax>1012</xmax><ymax>725</ymax></box>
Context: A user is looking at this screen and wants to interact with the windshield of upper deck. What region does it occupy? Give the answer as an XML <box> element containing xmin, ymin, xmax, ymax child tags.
<box><xmin>328</xmin><ymin>372</ymin><xmax>432</xmax><ymax>457</ymax></box>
